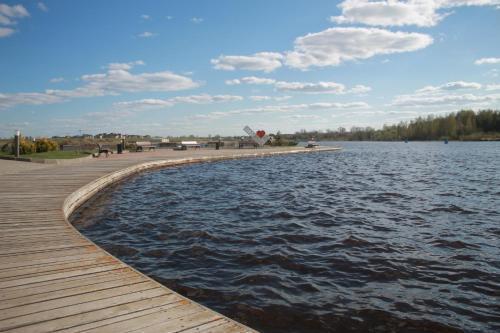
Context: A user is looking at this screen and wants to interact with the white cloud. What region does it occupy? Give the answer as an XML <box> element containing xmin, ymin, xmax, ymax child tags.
<box><xmin>107</xmin><ymin>60</ymin><xmax>145</xmax><ymax>70</ymax></box>
<box><xmin>440</xmin><ymin>1</ymin><xmax>500</xmax><ymax>7</ymax></box>
<box><xmin>249</xmin><ymin>95</ymin><xmax>292</xmax><ymax>101</ymax></box>
<box><xmin>190</xmin><ymin>17</ymin><xmax>204</xmax><ymax>24</ymax></box>
<box><xmin>416</xmin><ymin>81</ymin><xmax>482</xmax><ymax>93</ymax></box>
<box><xmin>0</xmin><ymin>26</ymin><xmax>14</xmax><ymax>37</ymax></box>
<box><xmin>0</xmin><ymin>62</ymin><xmax>199</xmax><ymax>109</ymax></box>
<box><xmin>49</xmin><ymin>77</ymin><xmax>65</xmax><ymax>83</ymax></box>
<box><xmin>349</xmin><ymin>84</ymin><xmax>372</xmax><ymax>94</ymax></box>
<box><xmin>475</xmin><ymin>57</ymin><xmax>500</xmax><ymax>65</ymax></box>
<box><xmin>37</xmin><ymin>2</ymin><xmax>48</xmax><ymax>12</ymax></box>
<box><xmin>0</xmin><ymin>92</ymin><xmax>62</xmax><ymax>109</ymax></box>
<box><xmin>331</xmin><ymin>0</ymin><xmax>444</xmax><ymax>27</ymax></box>
<box><xmin>225</xmin><ymin>79</ymin><xmax>240</xmax><ymax>85</ymax></box>
<box><xmin>192</xmin><ymin>101</ymin><xmax>370</xmax><ymax>120</ymax></box>
<box><xmin>166</xmin><ymin>16</ymin><xmax>173</xmax><ymax>20</ymax></box>
<box><xmin>138</xmin><ymin>31</ymin><xmax>157</xmax><ymax>38</ymax></box>
<box><xmin>275</xmin><ymin>81</ymin><xmax>346</xmax><ymax>94</ymax></box>
<box><xmin>391</xmin><ymin>80</ymin><xmax>500</xmax><ymax>108</ymax></box>
<box><xmin>286</xmin><ymin>114</ymin><xmax>322</xmax><ymax>120</ymax></box>
<box><xmin>0</xmin><ymin>3</ymin><xmax>29</xmax><ymax>25</ymax></box>
<box><xmin>308</xmin><ymin>102</ymin><xmax>370</xmax><ymax>109</ymax></box>
<box><xmin>484</xmin><ymin>69</ymin><xmax>499</xmax><ymax>78</ymax></box>
<box><xmin>211</xmin><ymin>52</ymin><xmax>284</xmax><ymax>72</ymax></box>
<box><xmin>331</xmin><ymin>0</ymin><xmax>500</xmax><ymax>27</ymax></box>
<box><xmin>141</xmin><ymin>14</ymin><xmax>150</xmax><ymax>20</ymax></box>
<box><xmin>170</xmin><ymin>94</ymin><xmax>243</xmax><ymax>104</ymax></box>
<box><xmin>485</xmin><ymin>84</ymin><xmax>500</xmax><ymax>91</ymax></box>
<box><xmin>392</xmin><ymin>92</ymin><xmax>500</xmax><ymax>107</ymax></box>
<box><xmin>212</xmin><ymin>27</ymin><xmax>432</xmax><ymax>71</ymax></box>
<box><xmin>225</xmin><ymin>76</ymin><xmax>277</xmax><ymax>85</ymax></box>
<box><xmin>114</xmin><ymin>99</ymin><xmax>173</xmax><ymax>110</ymax></box>
<box><xmin>114</xmin><ymin>94</ymin><xmax>243</xmax><ymax>110</ymax></box>
<box><xmin>72</xmin><ymin>67</ymin><xmax>199</xmax><ymax>95</ymax></box>
<box><xmin>249</xmin><ymin>96</ymin><xmax>272</xmax><ymax>101</ymax></box>
<box><xmin>217</xmin><ymin>104</ymin><xmax>304</xmax><ymax>116</ymax></box>
<box><xmin>0</xmin><ymin>3</ymin><xmax>29</xmax><ymax>36</ymax></box>
<box><xmin>275</xmin><ymin>95</ymin><xmax>293</xmax><ymax>101</ymax></box>
<box><xmin>285</xmin><ymin>27</ymin><xmax>433</xmax><ymax>70</ymax></box>
<box><xmin>225</xmin><ymin>76</ymin><xmax>371</xmax><ymax>95</ymax></box>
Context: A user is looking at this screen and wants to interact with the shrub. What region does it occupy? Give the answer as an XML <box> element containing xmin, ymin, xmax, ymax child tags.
<box><xmin>35</xmin><ymin>138</ymin><xmax>58</xmax><ymax>152</ymax></box>
<box><xmin>1</xmin><ymin>142</ymin><xmax>12</xmax><ymax>153</ymax></box>
<box><xmin>19</xmin><ymin>139</ymin><xmax>36</xmax><ymax>154</ymax></box>
<box><xmin>269</xmin><ymin>132</ymin><xmax>298</xmax><ymax>146</ymax></box>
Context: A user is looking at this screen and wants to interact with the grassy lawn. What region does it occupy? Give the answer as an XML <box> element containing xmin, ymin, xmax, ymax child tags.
<box><xmin>0</xmin><ymin>150</ymin><xmax>93</xmax><ymax>159</ymax></box>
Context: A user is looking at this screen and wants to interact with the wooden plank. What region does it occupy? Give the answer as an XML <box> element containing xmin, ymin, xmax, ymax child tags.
<box><xmin>131</xmin><ymin>309</ymin><xmax>222</xmax><ymax>333</ymax></box>
<box><xmin>80</xmin><ymin>303</ymin><xmax>203</xmax><ymax>333</ymax></box>
<box><xmin>0</xmin><ymin>227</ymin><xmax>73</xmax><ymax>237</ymax></box>
<box><xmin>0</xmin><ymin>275</ymin><xmax>147</xmax><ymax>310</ymax></box>
<box><xmin>0</xmin><ymin>226</ymin><xmax>68</xmax><ymax>233</ymax></box>
<box><xmin>0</xmin><ymin>246</ymin><xmax>97</xmax><ymax>263</ymax></box>
<box><xmin>0</xmin><ymin>287</ymin><xmax>168</xmax><ymax>332</ymax></box>
<box><xmin>0</xmin><ymin>256</ymin><xmax>117</xmax><ymax>280</ymax></box>
<box><xmin>206</xmin><ymin>323</ymin><xmax>251</xmax><ymax>333</ymax></box>
<box><xmin>181</xmin><ymin>320</ymin><xmax>243</xmax><ymax>333</ymax></box>
<box><xmin>0</xmin><ymin>251</ymin><xmax>105</xmax><ymax>270</ymax></box>
<box><xmin>0</xmin><ymin>237</ymin><xmax>87</xmax><ymax>250</ymax></box>
<box><xmin>0</xmin><ymin>269</ymin><xmax>133</xmax><ymax>300</ymax></box>
<box><xmin>55</xmin><ymin>296</ymin><xmax>186</xmax><ymax>333</ymax></box>
<box><xmin>0</xmin><ymin>225</ymin><xmax>69</xmax><ymax>232</ymax></box>
<box><xmin>179</xmin><ymin>320</ymin><xmax>228</xmax><ymax>333</ymax></box>
<box><xmin>0</xmin><ymin>281</ymin><xmax>159</xmax><ymax>320</ymax></box>
<box><xmin>0</xmin><ymin>263</ymin><xmax>125</xmax><ymax>288</ymax></box>
<box><xmin>22</xmin><ymin>294</ymin><xmax>182</xmax><ymax>333</ymax></box>
<box><xmin>0</xmin><ymin>243</ymin><xmax>92</xmax><ymax>257</ymax></box>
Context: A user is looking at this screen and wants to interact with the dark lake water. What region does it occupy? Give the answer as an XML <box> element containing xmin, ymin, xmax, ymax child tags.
<box><xmin>71</xmin><ymin>142</ymin><xmax>500</xmax><ymax>333</ymax></box>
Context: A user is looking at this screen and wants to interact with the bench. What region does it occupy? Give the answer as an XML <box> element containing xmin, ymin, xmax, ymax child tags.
<box><xmin>173</xmin><ymin>145</ymin><xmax>187</xmax><ymax>151</ymax></box>
<box><xmin>136</xmin><ymin>141</ymin><xmax>156</xmax><ymax>152</ymax></box>
<box><xmin>93</xmin><ymin>144</ymin><xmax>114</xmax><ymax>158</ymax></box>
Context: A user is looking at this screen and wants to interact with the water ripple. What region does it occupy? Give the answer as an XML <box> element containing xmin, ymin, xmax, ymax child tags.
<box><xmin>72</xmin><ymin>142</ymin><xmax>500</xmax><ymax>333</ymax></box>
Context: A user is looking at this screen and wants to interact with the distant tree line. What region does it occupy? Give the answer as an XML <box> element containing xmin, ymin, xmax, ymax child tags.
<box><xmin>288</xmin><ymin>110</ymin><xmax>500</xmax><ymax>141</ymax></box>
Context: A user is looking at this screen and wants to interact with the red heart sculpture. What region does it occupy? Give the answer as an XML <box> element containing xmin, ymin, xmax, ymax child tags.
<box><xmin>256</xmin><ymin>130</ymin><xmax>266</xmax><ymax>138</ymax></box>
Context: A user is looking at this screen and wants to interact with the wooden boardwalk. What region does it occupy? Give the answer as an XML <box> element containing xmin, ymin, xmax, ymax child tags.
<box><xmin>0</xmin><ymin>147</ymin><xmax>338</xmax><ymax>333</ymax></box>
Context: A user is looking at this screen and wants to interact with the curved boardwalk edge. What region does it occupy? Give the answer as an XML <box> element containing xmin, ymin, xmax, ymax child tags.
<box><xmin>0</xmin><ymin>147</ymin><xmax>339</xmax><ymax>333</ymax></box>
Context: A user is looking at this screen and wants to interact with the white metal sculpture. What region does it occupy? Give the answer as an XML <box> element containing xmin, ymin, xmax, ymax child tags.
<box><xmin>243</xmin><ymin>125</ymin><xmax>269</xmax><ymax>147</ymax></box>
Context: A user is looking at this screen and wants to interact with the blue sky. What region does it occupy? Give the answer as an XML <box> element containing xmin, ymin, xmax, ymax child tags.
<box><xmin>1</xmin><ymin>0</ymin><xmax>500</xmax><ymax>137</ymax></box>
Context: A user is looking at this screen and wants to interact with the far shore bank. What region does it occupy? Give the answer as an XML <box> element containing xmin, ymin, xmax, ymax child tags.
<box><xmin>308</xmin><ymin>138</ymin><xmax>500</xmax><ymax>142</ymax></box>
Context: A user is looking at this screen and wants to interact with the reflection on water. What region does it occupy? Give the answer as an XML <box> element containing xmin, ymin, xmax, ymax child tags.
<box><xmin>71</xmin><ymin>142</ymin><xmax>500</xmax><ymax>333</ymax></box>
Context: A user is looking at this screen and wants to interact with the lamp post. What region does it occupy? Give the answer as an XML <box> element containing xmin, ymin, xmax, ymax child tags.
<box><xmin>119</xmin><ymin>135</ymin><xmax>126</xmax><ymax>154</ymax></box>
<box><xmin>15</xmin><ymin>130</ymin><xmax>20</xmax><ymax>158</ymax></box>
